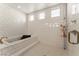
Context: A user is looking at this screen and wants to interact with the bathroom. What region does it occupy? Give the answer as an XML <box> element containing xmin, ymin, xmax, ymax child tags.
<box><xmin>0</xmin><ymin>3</ymin><xmax>79</xmax><ymax>56</ymax></box>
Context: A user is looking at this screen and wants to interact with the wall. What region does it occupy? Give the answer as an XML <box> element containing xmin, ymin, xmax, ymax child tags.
<box><xmin>28</xmin><ymin>4</ymin><xmax>66</xmax><ymax>49</ymax></box>
<box><xmin>0</xmin><ymin>4</ymin><xmax>28</xmax><ymax>41</ymax></box>
<box><xmin>67</xmin><ymin>3</ymin><xmax>79</xmax><ymax>55</ymax></box>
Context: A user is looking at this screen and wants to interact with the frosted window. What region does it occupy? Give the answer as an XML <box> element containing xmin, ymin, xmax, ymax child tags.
<box><xmin>77</xmin><ymin>4</ymin><xmax>79</xmax><ymax>14</ymax></box>
<box><xmin>39</xmin><ymin>12</ymin><xmax>45</xmax><ymax>19</ymax></box>
<box><xmin>29</xmin><ymin>15</ymin><xmax>34</xmax><ymax>21</ymax></box>
<box><xmin>71</xmin><ymin>4</ymin><xmax>79</xmax><ymax>15</ymax></box>
<box><xmin>51</xmin><ymin>8</ymin><xmax>60</xmax><ymax>17</ymax></box>
<box><xmin>72</xmin><ymin>5</ymin><xmax>76</xmax><ymax>14</ymax></box>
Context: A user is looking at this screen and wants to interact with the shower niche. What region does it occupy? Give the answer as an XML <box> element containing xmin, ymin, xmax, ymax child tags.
<box><xmin>68</xmin><ymin>30</ymin><xmax>79</xmax><ymax>44</ymax></box>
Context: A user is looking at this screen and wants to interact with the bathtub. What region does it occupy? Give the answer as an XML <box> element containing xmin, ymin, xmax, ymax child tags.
<box><xmin>0</xmin><ymin>35</ymin><xmax>39</xmax><ymax>56</ymax></box>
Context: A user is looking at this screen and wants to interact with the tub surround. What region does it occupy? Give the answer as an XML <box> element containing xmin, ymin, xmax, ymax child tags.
<box><xmin>0</xmin><ymin>35</ymin><xmax>39</xmax><ymax>56</ymax></box>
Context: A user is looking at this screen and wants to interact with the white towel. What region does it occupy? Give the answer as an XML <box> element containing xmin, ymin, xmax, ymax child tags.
<box><xmin>0</xmin><ymin>37</ymin><xmax>9</xmax><ymax>44</ymax></box>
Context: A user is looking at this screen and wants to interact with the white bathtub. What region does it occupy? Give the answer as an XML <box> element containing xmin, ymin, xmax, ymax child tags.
<box><xmin>0</xmin><ymin>35</ymin><xmax>39</xmax><ymax>56</ymax></box>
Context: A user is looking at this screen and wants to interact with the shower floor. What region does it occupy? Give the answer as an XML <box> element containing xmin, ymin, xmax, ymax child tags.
<box><xmin>21</xmin><ymin>42</ymin><xmax>68</xmax><ymax>56</ymax></box>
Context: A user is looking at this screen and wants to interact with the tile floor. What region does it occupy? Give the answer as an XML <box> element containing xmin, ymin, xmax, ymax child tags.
<box><xmin>21</xmin><ymin>42</ymin><xmax>68</xmax><ymax>56</ymax></box>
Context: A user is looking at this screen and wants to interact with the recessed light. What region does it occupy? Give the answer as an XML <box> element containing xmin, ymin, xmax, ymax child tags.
<box><xmin>17</xmin><ymin>5</ymin><xmax>21</xmax><ymax>8</ymax></box>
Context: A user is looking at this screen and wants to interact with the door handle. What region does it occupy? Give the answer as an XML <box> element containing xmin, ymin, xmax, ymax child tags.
<box><xmin>68</xmin><ymin>30</ymin><xmax>79</xmax><ymax>44</ymax></box>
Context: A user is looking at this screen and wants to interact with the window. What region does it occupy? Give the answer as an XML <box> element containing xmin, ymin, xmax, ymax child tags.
<box><xmin>29</xmin><ymin>15</ymin><xmax>34</xmax><ymax>22</ymax></box>
<box><xmin>77</xmin><ymin>4</ymin><xmax>79</xmax><ymax>14</ymax></box>
<box><xmin>39</xmin><ymin>12</ymin><xmax>45</xmax><ymax>19</ymax></box>
<box><xmin>71</xmin><ymin>4</ymin><xmax>79</xmax><ymax>15</ymax></box>
<box><xmin>51</xmin><ymin>8</ymin><xmax>60</xmax><ymax>17</ymax></box>
<box><xmin>72</xmin><ymin>5</ymin><xmax>76</xmax><ymax>15</ymax></box>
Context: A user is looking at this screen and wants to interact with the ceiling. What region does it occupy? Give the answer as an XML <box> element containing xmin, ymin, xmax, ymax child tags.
<box><xmin>5</xmin><ymin>3</ymin><xmax>58</xmax><ymax>14</ymax></box>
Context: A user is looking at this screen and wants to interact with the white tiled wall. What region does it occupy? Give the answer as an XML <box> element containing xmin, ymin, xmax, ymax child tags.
<box><xmin>0</xmin><ymin>4</ymin><xmax>28</xmax><ymax>40</ymax></box>
<box><xmin>27</xmin><ymin>4</ymin><xmax>66</xmax><ymax>49</ymax></box>
<box><xmin>67</xmin><ymin>3</ymin><xmax>79</xmax><ymax>55</ymax></box>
